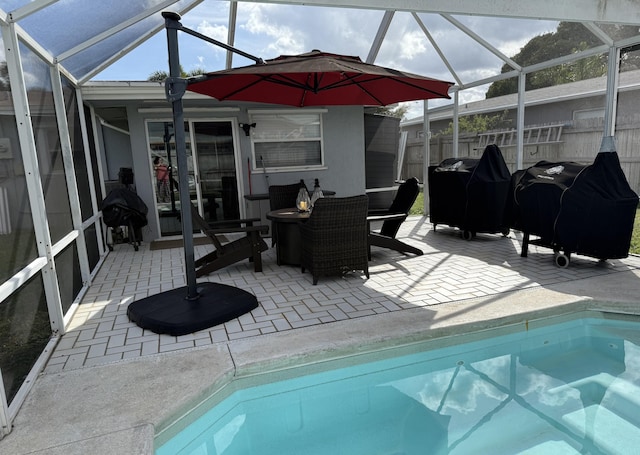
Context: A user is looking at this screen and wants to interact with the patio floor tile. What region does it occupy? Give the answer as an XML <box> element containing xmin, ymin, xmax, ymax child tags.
<box><xmin>42</xmin><ymin>216</ymin><xmax>640</xmax><ymax>374</ymax></box>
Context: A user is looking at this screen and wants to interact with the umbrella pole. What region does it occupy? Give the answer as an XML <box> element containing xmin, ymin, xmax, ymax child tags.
<box><xmin>126</xmin><ymin>12</ymin><xmax>262</xmax><ymax>336</ymax></box>
<box><xmin>164</xmin><ymin>12</ymin><xmax>198</xmax><ymax>299</ymax></box>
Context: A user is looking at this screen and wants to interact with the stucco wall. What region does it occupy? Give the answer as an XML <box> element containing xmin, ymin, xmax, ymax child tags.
<box><xmin>99</xmin><ymin>102</ymin><xmax>367</xmax><ymax>240</ymax></box>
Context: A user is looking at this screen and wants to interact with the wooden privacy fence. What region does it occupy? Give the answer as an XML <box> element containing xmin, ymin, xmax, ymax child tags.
<box><xmin>402</xmin><ymin>117</ymin><xmax>640</xmax><ymax>196</ymax></box>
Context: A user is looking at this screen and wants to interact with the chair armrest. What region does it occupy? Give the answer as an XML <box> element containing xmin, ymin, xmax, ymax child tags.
<box><xmin>366</xmin><ymin>212</ymin><xmax>407</xmax><ymax>223</ymax></box>
<box><xmin>206</xmin><ymin>217</ymin><xmax>262</xmax><ymax>228</ymax></box>
<box><xmin>205</xmin><ymin>224</ymin><xmax>269</xmax><ymax>236</ymax></box>
<box><xmin>367</xmin><ymin>209</ymin><xmax>391</xmax><ymax>216</ymax></box>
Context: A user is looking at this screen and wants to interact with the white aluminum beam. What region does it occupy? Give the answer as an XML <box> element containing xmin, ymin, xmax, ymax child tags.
<box><xmin>0</xmin><ymin>369</ymin><xmax>9</xmax><ymax>437</ymax></box>
<box><xmin>226</xmin><ymin>0</ymin><xmax>239</xmax><ymax>68</ymax></box>
<box><xmin>1</xmin><ymin>22</ymin><xmax>65</xmax><ymax>335</ymax></box>
<box><xmin>56</xmin><ymin>0</ymin><xmax>178</xmax><ymax>63</ymax></box>
<box><xmin>51</xmin><ymin>65</ymin><xmax>88</xmax><ymax>334</ymax></box>
<box><xmin>6</xmin><ymin>0</ymin><xmax>59</xmax><ymax>22</ymax></box>
<box><xmin>604</xmin><ymin>47</ymin><xmax>621</xmax><ymax>137</ymax></box>
<box><xmin>441</xmin><ymin>14</ymin><xmax>522</xmax><ymax>72</ymax></box>
<box><xmin>516</xmin><ymin>72</ymin><xmax>525</xmax><ymax>170</ymax></box>
<box><xmin>76</xmin><ymin>90</ymin><xmax>102</xmax><ymax>222</ymax></box>
<box><xmin>422</xmin><ymin>100</ymin><xmax>430</xmax><ymax>215</ymax></box>
<box><xmin>87</xmin><ymin>104</ymin><xmax>110</xmax><ymax>259</ymax></box>
<box><xmin>245</xmin><ymin>0</ymin><xmax>640</xmax><ymax>25</ymax></box>
<box><xmin>583</xmin><ymin>22</ymin><xmax>615</xmax><ymax>46</ymax></box>
<box><xmin>452</xmin><ymin>89</ymin><xmax>459</xmax><ymax>158</ymax></box>
<box><xmin>79</xmin><ymin>0</ymin><xmax>205</xmax><ymax>84</ymax></box>
<box><xmin>412</xmin><ymin>13</ymin><xmax>462</xmax><ymax>86</ymax></box>
<box><xmin>366</xmin><ymin>10</ymin><xmax>393</xmax><ymax>64</ymax></box>
<box><xmin>12</xmin><ymin>22</ymin><xmax>55</xmax><ymax>65</ymax></box>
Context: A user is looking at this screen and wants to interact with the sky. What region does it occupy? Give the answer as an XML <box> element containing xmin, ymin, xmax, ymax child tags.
<box><xmin>93</xmin><ymin>1</ymin><xmax>559</xmax><ymax>120</ymax></box>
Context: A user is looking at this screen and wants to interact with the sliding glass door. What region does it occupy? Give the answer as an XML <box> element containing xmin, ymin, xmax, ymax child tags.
<box><xmin>146</xmin><ymin>120</ymin><xmax>241</xmax><ymax>236</ymax></box>
<box><xmin>192</xmin><ymin>121</ymin><xmax>240</xmax><ymax>224</ymax></box>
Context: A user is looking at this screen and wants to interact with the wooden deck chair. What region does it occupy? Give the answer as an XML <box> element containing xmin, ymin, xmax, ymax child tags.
<box><xmin>190</xmin><ymin>204</ymin><xmax>269</xmax><ymax>277</ymax></box>
<box><xmin>367</xmin><ymin>177</ymin><xmax>423</xmax><ymax>258</ymax></box>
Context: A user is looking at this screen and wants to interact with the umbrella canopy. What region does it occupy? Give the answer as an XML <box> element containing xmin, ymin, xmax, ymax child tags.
<box><xmin>187</xmin><ymin>50</ymin><xmax>454</xmax><ymax>107</ymax></box>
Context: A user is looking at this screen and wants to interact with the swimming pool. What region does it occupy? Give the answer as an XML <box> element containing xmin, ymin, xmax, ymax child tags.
<box><xmin>157</xmin><ymin>315</ymin><xmax>640</xmax><ymax>454</ymax></box>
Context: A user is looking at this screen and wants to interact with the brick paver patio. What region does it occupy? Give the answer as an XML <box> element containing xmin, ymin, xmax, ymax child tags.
<box><xmin>46</xmin><ymin>216</ymin><xmax>640</xmax><ymax>373</ymax></box>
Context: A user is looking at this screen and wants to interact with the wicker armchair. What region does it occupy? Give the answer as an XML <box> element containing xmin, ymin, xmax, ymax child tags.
<box><xmin>300</xmin><ymin>195</ymin><xmax>369</xmax><ymax>285</ymax></box>
<box><xmin>269</xmin><ymin>182</ymin><xmax>304</xmax><ymax>211</ymax></box>
<box><xmin>268</xmin><ymin>182</ymin><xmax>306</xmax><ymax>246</ymax></box>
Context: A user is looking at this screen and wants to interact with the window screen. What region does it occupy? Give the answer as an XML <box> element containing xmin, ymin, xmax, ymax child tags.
<box><xmin>250</xmin><ymin>112</ymin><xmax>323</xmax><ymax>169</ymax></box>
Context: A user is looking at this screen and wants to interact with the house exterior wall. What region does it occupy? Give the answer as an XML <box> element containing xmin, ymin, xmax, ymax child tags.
<box><xmin>99</xmin><ymin>100</ymin><xmax>367</xmax><ymax>240</ymax></box>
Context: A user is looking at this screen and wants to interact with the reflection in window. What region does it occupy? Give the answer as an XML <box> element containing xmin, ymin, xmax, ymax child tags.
<box><xmin>20</xmin><ymin>42</ymin><xmax>73</xmax><ymax>244</ymax></box>
<box><xmin>0</xmin><ymin>38</ymin><xmax>38</xmax><ymax>283</ymax></box>
<box><xmin>147</xmin><ymin>121</ymin><xmax>195</xmax><ymax>236</ymax></box>
<box><xmin>250</xmin><ymin>112</ymin><xmax>323</xmax><ymax>169</ymax></box>
<box><xmin>0</xmin><ymin>273</ymin><xmax>51</xmax><ymax>405</ymax></box>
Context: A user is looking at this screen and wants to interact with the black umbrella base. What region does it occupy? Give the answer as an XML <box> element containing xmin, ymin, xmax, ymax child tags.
<box><xmin>127</xmin><ymin>282</ymin><xmax>258</xmax><ymax>336</ymax></box>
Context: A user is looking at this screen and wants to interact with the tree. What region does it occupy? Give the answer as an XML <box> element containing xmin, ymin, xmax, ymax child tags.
<box><xmin>485</xmin><ymin>22</ymin><xmax>640</xmax><ymax>98</ymax></box>
<box><xmin>0</xmin><ymin>62</ymin><xmax>10</xmax><ymax>91</ymax></box>
<box><xmin>368</xmin><ymin>104</ymin><xmax>409</xmax><ymax>119</ymax></box>
<box><xmin>434</xmin><ymin>110</ymin><xmax>512</xmax><ymax>136</ymax></box>
<box><xmin>148</xmin><ymin>67</ymin><xmax>207</xmax><ymax>82</ymax></box>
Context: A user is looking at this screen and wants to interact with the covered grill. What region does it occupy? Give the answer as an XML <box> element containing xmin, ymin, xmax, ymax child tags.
<box><xmin>101</xmin><ymin>188</ymin><xmax>148</xmax><ymax>251</ymax></box>
<box><xmin>428</xmin><ymin>144</ymin><xmax>511</xmax><ymax>240</ymax></box>
<box><xmin>508</xmin><ymin>152</ymin><xmax>638</xmax><ymax>267</ymax></box>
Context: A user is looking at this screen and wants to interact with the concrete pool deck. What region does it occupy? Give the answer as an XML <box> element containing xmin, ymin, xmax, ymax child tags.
<box><xmin>2</xmin><ymin>217</ymin><xmax>640</xmax><ymax>454</ymax></box>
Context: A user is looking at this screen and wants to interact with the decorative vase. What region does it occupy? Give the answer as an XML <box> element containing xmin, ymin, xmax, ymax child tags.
<box><xmin>311</xmin><ymin>178</ymin><xmax>324</xmax><ymax>208</ymax></box>
<box><xmin>296</xmin><ymin>180</ymin><xmax>311</xmax><ymax>212</ymax></box>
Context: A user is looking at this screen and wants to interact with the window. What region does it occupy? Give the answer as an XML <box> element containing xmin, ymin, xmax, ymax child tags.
<box><xmin>249</xmin><ymin>111</ymin><xmax>324</xmax><ymax>170</ymax></box>
<box><xmin>574</xmin><ymin>108</ymin><xmax>604</xmax><ymax>121</ymax></box>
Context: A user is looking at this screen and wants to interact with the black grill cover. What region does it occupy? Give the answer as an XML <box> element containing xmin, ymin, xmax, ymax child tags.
<box><xmin>509</xmin><ymin>152</ymin><xmax>638</xmax><ymax>259</ymax></box>
<box><xmin>101</xmin><ymin>188</ymin><xmax>148</xmax><ymax>229</ymax></box>
<box><xmin>428</xmin><ymin>144</ymin><xmax>511</xmax><ymax>234</ymax></box>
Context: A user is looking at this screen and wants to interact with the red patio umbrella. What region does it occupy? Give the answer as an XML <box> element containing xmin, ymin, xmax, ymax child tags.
<box><xmin>128</xmin><ymin>14</ymin><xmax>454</xmax><ymax>337</ymax></box>
<box><xmin>187</xmin><ymin>50</ymin><xmax>453</xmax><ymax>107</ymax></box>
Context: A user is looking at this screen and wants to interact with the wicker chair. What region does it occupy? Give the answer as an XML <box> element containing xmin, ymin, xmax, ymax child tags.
<box><xmin>300</xmin><ymin>195</ymin><xmax>369</xmax><ymax>285</ymax></box>
<box><xmin>268</xmin><ymin>182</ymin><xmax>306</xmax><ymax>246</ymax></box>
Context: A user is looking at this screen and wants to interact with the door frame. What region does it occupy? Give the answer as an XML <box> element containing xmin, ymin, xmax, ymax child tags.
<box><xmin>145</xmin><ymin>117</ymin><xmax>245</xmax><ymax>238</ymax></box>
<box><xmin>188</xmin><ymin>117</ymin><xmax>246</xmax><ymax>221</ymax></box>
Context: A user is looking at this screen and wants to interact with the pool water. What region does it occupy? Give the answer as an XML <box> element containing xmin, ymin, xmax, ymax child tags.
<box><xmin>157</xmin><ymin>316</ymin><xmax>640</xmax><ymax>455</ymax></box>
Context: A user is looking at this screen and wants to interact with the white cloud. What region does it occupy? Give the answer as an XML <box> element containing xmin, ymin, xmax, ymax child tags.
<box><xmin>399</xmin><ymin>30</ymin><xmax>428</xmax><ymax>60</ymax></box>
<box><xmin>94</xmin><ymin>3</ymin><xmax>562</xmax><ymax>89</ymax></box>
<box><xmin>241</xmin><ymin>5</ymin><xmax>305</xmax><ymax>56</ymax></box>
<box><xmin>197</xmin><ymin>21</ymin><xmax>229</xmax><ymax>45</ymax></box>
<box><xmin>191</xmin><ymin>21</ymin><xmax>230</xmax><ymax>71</ymax></box>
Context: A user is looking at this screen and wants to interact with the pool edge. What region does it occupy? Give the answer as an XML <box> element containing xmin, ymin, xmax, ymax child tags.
<box><xmin>153</xmin><ymin>289</ymin><xmax>640</xmax><ymax>448</ymax></box>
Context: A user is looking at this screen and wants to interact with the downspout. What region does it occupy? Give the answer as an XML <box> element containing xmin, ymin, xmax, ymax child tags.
<box><xmin>423</xmin><ymin>100</ymin><xmax>430</xmax><ymax>215</ymax></box>
<box><xmin>516</xmin><ymin>71</ymin><xmax>526</xmax><ymax>170</ymax></box>
<box><xmin>601</xmin><ymin>46</ymin><xmax>620</xmax><ymax>152</ymax></box>
<box><xmin>452</xmin><ymin>89</ymin><xmax>459</xmax><ymax>158</ymax></box>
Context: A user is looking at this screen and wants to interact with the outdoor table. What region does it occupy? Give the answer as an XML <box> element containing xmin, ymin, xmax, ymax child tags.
<box><xmin>266</xmin><ymin>208</ymin><xmax>310</xmax><ymax>266</ymax></box>
<box><xmin>246</xmin><ymin>190</ymin><xmax>335</xmax><ymax>238</ymax></box>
